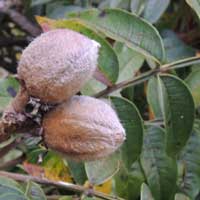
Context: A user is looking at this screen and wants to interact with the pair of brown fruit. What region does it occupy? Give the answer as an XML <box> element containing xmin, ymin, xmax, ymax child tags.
<box><xmin>5</xmin><ymin>29</ymin><xmax>126</xmax><ymax>161</ymax></box>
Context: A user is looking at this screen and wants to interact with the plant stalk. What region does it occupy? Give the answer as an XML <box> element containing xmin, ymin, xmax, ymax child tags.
<box><xmin>94</xmin><ymin>56</ymin><xmax>200</xmax><ymax>98</ymax></box>
<box><xmin>0</xmin><ymin>171</ymin><xmax>124</xmax><ymax>200</ymax></box>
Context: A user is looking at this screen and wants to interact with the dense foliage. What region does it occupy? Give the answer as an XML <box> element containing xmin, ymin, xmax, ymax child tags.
<box><xmin>1</xmin><ymin>0</ymin><xmax>200</xmax><ymax>200</ymax></box>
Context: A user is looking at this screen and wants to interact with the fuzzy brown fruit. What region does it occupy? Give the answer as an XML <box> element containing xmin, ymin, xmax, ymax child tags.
<box><xmin>18</xmin><ymin>29</ymin><xmax>100</xmax><ymax>103</ymax></box>
<box><xmin>43</xmin><ymin>95</ymin><xmax>126</xmax><ymax>161</ymax></box>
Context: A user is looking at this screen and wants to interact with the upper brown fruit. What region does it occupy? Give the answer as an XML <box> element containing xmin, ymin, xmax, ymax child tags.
<box><xmin>18</xmin><ymin>29</ymin><xmax>100</xmax><ymax>103</ymax></box>
<box><xmin>42</xmin><ymin>95</ymin><xmax>126</xmax><ymax>161</ymax></box>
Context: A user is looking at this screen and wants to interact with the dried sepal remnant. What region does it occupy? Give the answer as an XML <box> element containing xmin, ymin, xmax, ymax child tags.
<box><xmin>43</xmin><ymin>96</ymin><xmax>126</xmax><ymax>161</ymax></box>
<box><xmin>5</xmin><ymin>84</ymin><xmax>29</xmax><ymax>114</ymax></box>
<box><xmin>0</xmin><ymin>121</ymin><xmax>9</xmax><ymax>142</ymax></box>
<box><xmin>18</xmin><ymin>29</ymin><xmax>100</xmax><ymax>103</ymax></box>
<box><xmin>0</xmin><ymin>84</ymin><xmax>29</xmax><ymax>141</ymax></box>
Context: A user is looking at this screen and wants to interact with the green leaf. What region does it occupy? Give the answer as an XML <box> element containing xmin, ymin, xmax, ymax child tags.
<box><xmin>175</xmin><ymin>193</ymin><xmax>191</xmax><ymax>200</ymax></box>
<box><xmin>143</xmin><ymin>0</ymin><xmax>170</xmax><ymax>23</ymax></box>
<box><xmin>140</xmin><ymin>183</ymin><xmax>154</xmax><ymax>200</ymax></box>
<box><xmin>0</xmin><ymin>77</ymin><xmax>19</xmax><ymax>112</ymax></box>
<box><xmin>0</xmin><ymin>68</ymin><xmax>8</xmax><ymax>79</ymax></box>
<box><xmin>146</xmin><ymin>57</ymin><xmax>157</xmax><ymax>69</ymax></box>
<box><xmin>105</xmin><ymin>0</ymin><xmax>124</xmax><ymax>8</ymax></box>
<box><xmin>0</xmin><ymin>177</ymin><xmax>26</xmax><ymax>200</ymax></box>
<box><xmin>0</xmin><ymin>77</ymin><xmax>19</xmax><ymax>96</ymax></box>
<box><xmin>22</xmin><ymin>136</ymin><xmax>42</xmax><ymax>150</ymax></box>
<box><xmin>130</xmin><ymin>0</ymin><xmax>145</xmax><ymax>15</ymax></box>
<box><xmin>67</xmin><ymin>160</ymin><xmax>87</xmax><ymax>185</ymax></box>
<box><xmin>111</xmin><ymin>96</ymin><xmax>143</xmax><ymax>170</ymax></box>
<box><xmin>0</xmin><ymin>194</ymin><xmax>26</xmax><ymax>200</ymax></box>
<box><xmin>1</xmin><ymin>149</ymin><xmax>22</xmax><ymax>164</ymax></box>
<box><xmin>69</xmin><ymin>9</ymin><xmax>165</xmax><ymax>63</ymax></box>
<box><xmin>141</xmin><ymin>125</ymin><xmax>177</xmax><ymax>200</ymax></box>
<box><xmin>185</xmin><ymin>70</ymin><xmax>200</xmax><ymax>107</ymax></box>
<box><xmin>191</xmin><ymin>63</ymin><xmax>200</xmax><ymax>72</ymax></box>
<box><xmin>99</xmin><ymin>0</ymin><xmax>130</xmax><ymax>10</ymax></box>
<box><xmin>31</xmin><ymin>0</ymin><xmax>53</xmax><ymax>7</ymax></box>
<box><xmin>81</xmin><ymin>78</ymin><xmax>106</xmax><ymax>96</ymax></box>
<box><xmin>161</xmin><ymin>30</ymin><xmax>195</xmax><ymax>63</ymax></box>
<box><xmin>110</xmin><ymin>41</ymin><xmax>143</xmax><ymax>98</ymax></box>
<box><xmin>36</xmin><ymin>17</ymin><xmax>119</xmax><ymax>84</ymax></box>
<box><xmin>158</xmin><ymin>74</ymin><xmax>195</xmax><ymax>155</ymax></box>
<box><xmin>85</xmin><ymin>152</ymin><xmax>120</xmax><ymax>185</ymax></box>
<box><xmin>42</xmin><ymin>151</ymin><xmax>72</xmax><ymax>182</ymax></box>
<box><xmin>147</xmin><ymin>77</ymin><xmax>162</xmax><ymax>118</ymax></box>
<box><xmin>46</xmin><ymin>3</ymin><xmax>83</xmax><ymax>19</ymax></box>
<box><xmin>186</xmin><ymin>0</ymin><xmax>200</xmax><ymax>19</ymax></box>
<box><xmin>27</xmin><ymin>148</ymin><xmax>47</xmax><ymax>163</ymax></box>
<box><xmin>121</xmin><ymin>86</ymin><xmax>135</xmax><ymax>102</ymax></box>
<box><xmin>114</xmin><ymin>42</ymin><xmax>144</xmax><ymax>82</ymax></box>
<box><xmin>25</xmin><ymin>181</ymin><xmax>46</xmax><ymax>200</ymax></box>
<box><xmin>178</xmin><ymin>121</ymin><xmax>200</xmax><ymax>199</ymax></box>
<box><xmin>115</xmin><ymin>161</ymin><xmax>145</xmax><ymax>200</ymax></box>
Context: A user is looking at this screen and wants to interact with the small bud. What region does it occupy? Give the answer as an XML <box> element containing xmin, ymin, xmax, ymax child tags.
<box><xmin>18</xmin><ymin>29</ymin><xmax>100</xmax><ymax>103</ymax></box>
<box><xmin>42</xmin><ymin>96</ymin><xmax>125</xmax><ymax>161</ymax></box>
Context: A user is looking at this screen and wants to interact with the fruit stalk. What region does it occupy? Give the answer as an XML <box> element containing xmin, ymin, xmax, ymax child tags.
<box><xmin>0</xmin><ymin>82</ymin><xmax>39</xmax><ymax>141</ymax></box>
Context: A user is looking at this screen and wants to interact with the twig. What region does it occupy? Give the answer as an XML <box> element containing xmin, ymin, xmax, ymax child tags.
<box><xmin>46</xmin><ymin>195</ymin><xmax>79</xmax><ymax>200</ymax></box>
<box><xmin>0</xmin><ymin>37</ymin><xmax>28</xmax><ymax>47</ymax></box>
<box><xmin>179</xmin><ymin>29</ymin><xmax>200</xmax><ymax>44</ymax></box>
<box><xmin>94</xmin><ymin>56</ymin><xmax>200</xmax><ymax>98</ymax></box>
<box><xmin>0</xmin><ymin>7</ymin><xmax>41</xmax><ymax>36</ymax></box>
<box><xmin>46</xmin><ymin>195</ymin><xmax>63</xmax><ymax>200</ymax></box>
<box><xmin>0</xmin><ymin>171</ymin><xmax>124</xmax><ymax>200</ymax></box>
<box><xmin>94</xmin><ymin>69</ymin><xmax>159</xmax><ymax>98</ymax></box>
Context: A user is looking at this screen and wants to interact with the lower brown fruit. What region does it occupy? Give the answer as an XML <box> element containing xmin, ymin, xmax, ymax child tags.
<box><xmin>42</xmin><ymin>96</ymin><xmax>126</xmax><ymax>161</ymax></box>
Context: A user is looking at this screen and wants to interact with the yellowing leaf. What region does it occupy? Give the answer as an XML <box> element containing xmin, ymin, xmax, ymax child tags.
<box><xmin>44</xmin><ymin>167</ymin><xmax>72</xmax><ymax>182</ymax></box>
<box><xmin>43</xmin><ymin>152</ymin><xmax>73</xmax><ymax>182</ymax></box>
<box><xmin>94</xmin><ymin>179</ymin><xmax>112</xmax><ymax>194</ymax></box>
<box><xmin>84</xmin><ymin>179</ymin><xmax>112</xmax><ymax>194</ymax></box>
<box><xmin>35</xmin><ymin>16</ymin><xmax>55</xmax><ymax>32</ymax></box>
